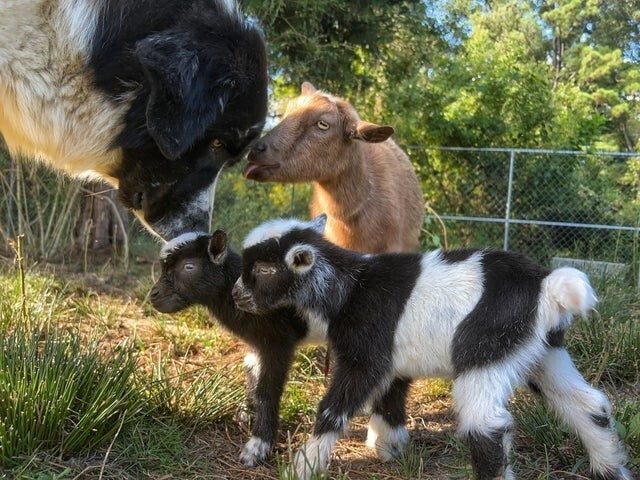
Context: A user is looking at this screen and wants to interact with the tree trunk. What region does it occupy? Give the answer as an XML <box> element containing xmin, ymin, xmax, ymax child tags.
<box><xmin>74</xmin><ymin>182</ymin><xmax>129</xmax><ymax>262</ymax></box>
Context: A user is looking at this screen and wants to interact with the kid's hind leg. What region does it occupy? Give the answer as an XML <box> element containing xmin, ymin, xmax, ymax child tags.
<box><xmin>366</xmin><ymin>377</ymin><xmax>411</xmax><ymax>461</ymax></box>
<box><xmin>453</xmin><ymin>366</ymin><xmax>517</xmax><ymax>480</ymax></box>
<box><xmin>530</xmin><ymin>348</ymin><xmax>631</xmax><ymax>480</ymax></box>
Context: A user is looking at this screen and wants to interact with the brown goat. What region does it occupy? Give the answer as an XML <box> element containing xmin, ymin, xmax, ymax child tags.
<box><xmin>245</xmin><ymin>82</ymin><xmax>424</xmax><ymax>253</ymax></box>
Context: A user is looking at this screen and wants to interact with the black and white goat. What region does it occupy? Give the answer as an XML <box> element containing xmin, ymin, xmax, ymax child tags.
<box><xmin>149</xmin><ymin>230</ymin><xmax>327</xmax><ymax>466</ymax></box>
<box><xmin>234</xmin><ymin>215</ymin><xmax>632</xmax><ymax>480</ymax></box>
<box><xmin>1</xmin><ymin>0</ymin><xmax>268</xmax><ymax>239</ymax></box>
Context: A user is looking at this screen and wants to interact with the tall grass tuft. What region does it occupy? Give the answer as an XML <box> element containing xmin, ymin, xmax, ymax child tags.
<box><xmin>143</xmin><ymin>357</ymin><xmax>244</xmax><ymax>426</ymax></box>
<box><xmin>0</xmin><ymin>250</ymin><xmax>142</xmax><ymax>467</ymax></box>
<box><xmin>570</xmin><ymin>279</ymin><xmax>640</xmax><ymax>385</ymax></box>
<box><xmin>0</xmin><ymin>153</ymin><xmax>82</xmax><ymax>260</ymax></box>
<box><xmin>0</xmin><ymin>324</ymin><xmax>141</xmax><ymax>466</ymax></box>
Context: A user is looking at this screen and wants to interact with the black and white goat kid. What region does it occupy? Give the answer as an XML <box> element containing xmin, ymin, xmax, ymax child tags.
<box><xmin>234</xmin><ymin>215</ymin><xmax>632</xmax><ymax>480</ymax></box>
<box><xmin>0</xmin><ymin>0</ymin><xmax>268</xmax><ymax>239</ymax></box>
<box><xmin>149</xmin><ymin>229</ymin><xmax>328</xmax><ymax>466</ymax></box>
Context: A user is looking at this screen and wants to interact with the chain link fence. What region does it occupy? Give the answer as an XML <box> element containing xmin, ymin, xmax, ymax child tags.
<box><xmin>408</xmin><ymin>147</ymin><xmax>640</xmax><ymax>286</ymax></box>
<box><xmin>2</xmin><ymin>147</ymin><xmax>639</xmax><ymax>286</ymax></box>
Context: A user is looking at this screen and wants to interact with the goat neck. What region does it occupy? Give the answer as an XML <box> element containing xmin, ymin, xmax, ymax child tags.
<box><xmin>314</xmin><ymin>142</ymin><xmax>373</xmax><ymax>221</ymax></box>
<box><xmin>204</xmin><ymin>250</ymin><xmax>245</xmax><ymax>328</ymax></box>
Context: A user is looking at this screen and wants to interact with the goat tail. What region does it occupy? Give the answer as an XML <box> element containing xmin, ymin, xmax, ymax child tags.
<box><xmin>542</xmin><ymin>267</ymin><xmax>598</xmax><ymax>324</ymax></box>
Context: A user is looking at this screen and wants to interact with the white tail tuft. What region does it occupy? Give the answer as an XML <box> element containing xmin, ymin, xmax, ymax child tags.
<box><xmin>544</xmin><ymin>267</ymin><xmax>597</xmax><ymax>316</ymax></box>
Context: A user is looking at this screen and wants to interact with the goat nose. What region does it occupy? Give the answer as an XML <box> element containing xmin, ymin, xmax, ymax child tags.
<box><xmin>150</xmin><ymin>286</ymin><xmax>160</xmax><ymax>299</ymax></box>
<box><xmin>252</xmin><ymin>141</ymin><xmax>267</xmax><ymax>154</ymax></box>
<box><xmin>231</xmin><ymin>284</ymin><xmax>241</xmax><ymax>299</ymax></box>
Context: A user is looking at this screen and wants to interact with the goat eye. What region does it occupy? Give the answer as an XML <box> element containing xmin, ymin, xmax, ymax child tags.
<box><xmin>183</xmin><ymin>263</ymin><xmax>196</xmax><ymax>272</ymax></box>
<box><xmin>212</xmin><ymin>139</ymin><xmax>224</xmax><ymax>149</ymax></box>
<box><xmin>255</xmin><ymin>266</ymin><xmax>276</xmax><ymax>275</ymax></box>
<box><xmin>317</xmin><ymin>120</ymin><xmax>330</xmax><ymax>131</ymax></box>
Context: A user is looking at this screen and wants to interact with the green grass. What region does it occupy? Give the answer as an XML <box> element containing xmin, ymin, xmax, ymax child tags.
<box><xmin>0</xmin><ymin>259</ymin><xmax>247</xmax><ymax>477</ymax></box>
<box><xmin>0</xmin><ymin>323</ymin><xmax>141</xmax><ymax>465</ymax></box>
<box><xmin>570</xmin><ymin>278</ymin><xmax>640</xmax><ymax>385</ymax></box>
<box><xmin>144</xmin><ymin>357</ymin><xmax>244</xmax><ymax>425</ymax></box>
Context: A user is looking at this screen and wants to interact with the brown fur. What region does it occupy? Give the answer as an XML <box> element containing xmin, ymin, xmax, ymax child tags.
<box><xmin>246</xmin><ymin>83</ymin><xmax>423</xmax><ymax>253</ymax></box>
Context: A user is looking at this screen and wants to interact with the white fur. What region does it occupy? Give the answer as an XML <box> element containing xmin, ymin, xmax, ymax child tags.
<box><xmin>160</xmin><ymin>232</ymin><xmax>208</xmax><ymax>259</ymax></box>
<box><xmin>392</xmin><ymin>251</ymin><xmax>485</xmax><ymax>379</ymax></box>
<box><xmin>543</xmin><ymin>267</ymin><xmax>597</xmax><ymax>317</ymax></box>
<box><xmin>217</xmin><ymin>0</ymin><xmax>241</xmax><ymax>20</ymax></box>
<box><xmin>299</xmin><ymin>247</ymin><xmax>622</xmax><ymax>477</ymax></box>
<box><xmin>55</xmin><ymin>0</ymin><xmax>102</xmax><ymax>54</ymax></box>
<box><xmin>0</xmin><ymin>0</ymin><xmax>129</xmax><ymax>176</ymax></box>
<box><xmin>299</xmin><ymin>309</ymin><xmax>328</xmax><ymax>345</ymax></box>
<box><xmin>294</xmin><ymin>432</ymin><xmax>340</xmax><ymax>480</ymax></box>
<box><xmin>285</xmin><ymin>244</ymin><xmax>317</xmax><ymax>273</ymax></box>
<box><xmin>243</xmin><ymin>352</ymin><xmax>261</xmax><ymax>378</ymax></box>
<box><xmin>207</xmin><ymin>165</ymin><xmax>225</xmax><ymax>230</ymax></box>
<box><xmin>243</xmin><ymin>218</ymin><xmax>311</xmax><ymax>248</ymax></box>
<box><xmin>366</xmin><ymin>413</ymin><xmax>409</xmax><ymax>462</ymax></box>
<box><xmin>142</xmin><ymin>180</ymin><xmax>216</xmax><ymax>242</ymax></box>
<box><xmin>243</xmin><ymin>215</ymin><xmax>326</xmax><ymax>249</ymax></box>
<box><xmin>531</xmin><ymin>349</ymin><xmax>630</xmax><ymax>478</ymax></box>
<box><xmin>453</xmin><ymin>327</ymin><xmax>549</xmax><ymax>434</ymax></box>
<box><xmin>239</xmin><ymin>436</ymin><xmax>270</xmax><ymax>467</ymax></box>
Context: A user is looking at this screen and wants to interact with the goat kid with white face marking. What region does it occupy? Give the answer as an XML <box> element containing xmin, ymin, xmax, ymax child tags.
<box><xmin>0</xmin><ymin>0</ymin><xmax>268</xmax><ymax>239</ymax></box>
<box><xmin>149</xmin><ymin>231</ymin><xmax>325</xmax><ymax>466</ymax></box>
<box><xmin>235</xmin><ymin>216</ymin><xmax>632</xmax><ymax>480</ymax></box>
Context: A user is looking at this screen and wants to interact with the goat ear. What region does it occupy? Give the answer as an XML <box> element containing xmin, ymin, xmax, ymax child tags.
<box><xmin>351</xmin><ymin>121</ymin><xmax>394</xmax><ymax>143</ymax></box>
<box><xmin>301</xmin><ymin>81</ymin><xmax>317</xmax><ymax>95</ymax></box>
<box><xmin>285</xmin><ymin>246</ymin><xmax>316</xmax><ymax>273</ymax></box>
<box><xmin>136</xmin><ymin>32</ymin><xmax>229</xmax><ymax>160</ymax></box>
<box><xmin>208</xmin><ymin>230</ymin><xmax>228</xmax><ymax>264</ymax></box>
<box><xmin>309</xmin><ymin>214</ymin><xmax>327</xmax><ymax>235</ymax></box>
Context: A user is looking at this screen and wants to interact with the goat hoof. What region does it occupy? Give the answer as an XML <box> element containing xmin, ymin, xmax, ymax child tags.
<box><xmin>366</xmin><ymin>416</ymin><xmax>409</xmax><ymax>462</ymax></box>
<box><xmin>239</xmin><ymin>436</ymin><xmax>270</xmax><ymax>467</ymax></box>
<box><xmin>294</xmin><ymin>442</ymin><xmax>330</xmax><ymax>480</ymax></box>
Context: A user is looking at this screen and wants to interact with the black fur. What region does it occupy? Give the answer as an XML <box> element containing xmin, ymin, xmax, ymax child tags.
<box><xmin>89</xmin><ymin>0</ymin><xmax>268</xmax><ymax>238</ymax></box>
<box><xmin>441</xmin><ymin>249</ymin><xmax>476</xmax><ymax>263</ymax></box>
<box><xmin>466</xmin><ymin>430</ymin><xmax>509</xmax><ymax>480</ymax></box>
<box><xmin>546</xmin><ymin>328</ymin><xmax>566</xmax><ymax>348</ymax></box>
<box><xmin>591</xmin><ymin>412</ymin><xmax>611</xmax><ymax>429</ymax></box>
<box><xmin>528</xmin><ymin>381</ymin><xmax>543</xmax><ymax>396</ymax></box>
<box><xmin>451</xmin><ymin>250</ymin><xmax>549</xmax><ymax>374</ymax></box>
<box><xmin>372</xmin><ymin>378</ymin><xmax>412</xmax><ymax>427</ymax></box>
<box><xmin>150</xmin><ymin>234</ymin><xmax>309</xmax><ymax>459</ymax></box>
<box><xmin>313</xmin><ymin>251</ymin><xmax>422</xmax><ymax>436</ymax></box>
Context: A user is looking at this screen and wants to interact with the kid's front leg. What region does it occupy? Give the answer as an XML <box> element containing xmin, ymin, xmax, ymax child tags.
<box><xmin>240</xmin><ymin>346</ymin><xmax>294</xmax><ymax>466</ymax></box>
<box><xmin>294</xmin><ymin>364</ymin><xmax>385</xmax><ymax>480</ymax></box>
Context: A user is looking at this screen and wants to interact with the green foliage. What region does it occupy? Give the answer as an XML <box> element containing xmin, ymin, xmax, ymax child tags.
<box><xmin>616</xmin><ymin>399</ymin><xmax>640</xmax><ymax>464</ymax></box>
<box><xmin>248</xmin><ymin>0</ymin><xmax>638</xmax><ymax>152</ymax></box>
<box><xmin>213</xmin><ymin>163</ymin><xmax>312</xmax><ymax>247</ymax></box>
<box><xmin>0</xmin><ymin>262</ymin><xmax>242</xmax><ymax>471</ymax></box>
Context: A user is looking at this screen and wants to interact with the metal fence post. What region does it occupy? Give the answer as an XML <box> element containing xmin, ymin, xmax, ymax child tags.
<box><xmin>503</xmin><ymin>150</ymin><xmax>516</xmax><ymax>251</ymax></box>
